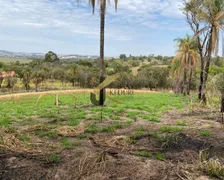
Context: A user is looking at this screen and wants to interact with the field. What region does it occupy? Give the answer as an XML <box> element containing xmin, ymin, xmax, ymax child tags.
<box><xmin>0</xmin><ymin>57</ymin><xmax>33</xmax><ymax>64</ymax></box>
<box><xmin>0</xmin><ymin>92</ymin><xmax>224</xmax><ymax>179</ymax></box>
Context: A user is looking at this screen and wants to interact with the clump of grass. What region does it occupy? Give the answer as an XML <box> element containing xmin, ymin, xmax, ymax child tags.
<box><xmin>45</xmin><ymin>153</ymin><xmax>61</xmax><ymax>164</ymax></box>
<box><xmin>0</xmin><ymin>116</ymin><xmax>11</xmax><ymax>127</ymax></box>
<box><xmin>20</xmin><ymin>136</ymin><xmax>31</xmax><ymax>142</ymax></box>
<box><xmin>158</xmin><ymin>134</ymin><xmax>181</xmax><ymax>148</ymax></box>
<box><xmin>176</xmin><ymin>120</ymin><xmax>186</xmax><ymax>126</ymax></box>
<box><xmin>136</xmin><ymin>151</ymin><xmax>152</xmax><ymax>157</ymax></box>
<box><xmin>69</xmin><ymin>119</ymin><xmax>80</xmax><ymax>126</ymax></box>
<box><xmin>85</xmin><ymin>123</ymin><xmax>99</xmax><ymax>134</ymax></box>
<box><xmin>149</xmin><ymin>116</ymin><xmax>160</xmax><ymax>123</ymax></box>
<box><xmin>101</xmin><ymin>126</ymin><xmax>115</xmax><ymax>133</ymax></box>
<box><xmin>200</xmin><ymin>151</ymin><xmax>224</xmax><ymax>178</ymax></box>
<box><xmin>111</xmin><ymin>123</ymin><xmax>123</xmax><ymax>129</ymax></box>
<box><xmin>130</xmin><ymin>130</ymin><xmax>145</xmax><ymax>140</ymax></box>
<box><xmin>61</xmin><ymin>137</ymin><xmax>73</xmax><ymax>149</ymax></box>
<box><xmin>200</xmin><ymin>130</ymin><xmax>212</xmax><ymax>137</ymax></box>
<box><xmin>34</xmin><ymin>128</ymin><xmax>58</xmax><ymax>139</ymax></box>
<box><xmin>160</xmin><ymin>126</ymin><xmax>183</xmax><ymax>133</ymax></box>
<box><xmin>125</xmin><ymin>120</ymin><xmax>133</xmax><ymax>126</ymax></box>
<box><xmin>155</xmin><ymin>152</ymin><xmax>165</xmax><ymax>160</ymax></box>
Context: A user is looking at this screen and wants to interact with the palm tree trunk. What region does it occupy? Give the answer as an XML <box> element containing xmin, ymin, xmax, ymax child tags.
<box><xmin>183</xmin><ymin>68</ymin><xmax>187</xmax><ymax>96</ymax></box>
<box><xmin>198</xmin><ymin>51</ymin><xmax>204</xmax><ymax>100</ymax></box>
<box><xmin>99</xmin><ymin>0</ymin><xmax>106</xmax><ymax>106</ymax></box>
<box><xmin>201</xmin><ymin>29</ymin><xmax>213</xmax><ymax>104</ymax></box>
<box><xmin>188</xmin><ymin>68</ymin><xmax>193</xmax><ymax>95</ymax></box>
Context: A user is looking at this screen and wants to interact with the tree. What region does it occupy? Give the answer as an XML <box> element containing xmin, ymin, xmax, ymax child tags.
<box><xmin>120</xmin><ymin>54</ymin><xmax>127</xmax><ymax>60</ymax></box>
<box><xmin>32</xmin><ymin>71</ymin><xmax>45</xmax><ymax>92</ymax></box>
<box><xmin>196</xmin><ymin>0</ymin><xmax>224</xmax><ymax>103</ymax></box>
<box><xmin>22</xmin><ymin>68</ymin><xmax>32</xmax><ymax>91</ymax></box>
<box><xmin>173</xmin><ymin>34</ymin><xmax>199</xmax><ymax>95</ymax></box>
<box><xmin>44</xmin><ymin>51</ymin><xmax>59</xmax><ymax>63</ymax></box>
<box><xmin>182</xmin><ymin>0</ymin><xmax>209</xmax><ymax>100</ymax></box>
<box><xmin>79</xmin><ymin>0</ymin><xmax>118</xmax><ymax>106</ymax></box>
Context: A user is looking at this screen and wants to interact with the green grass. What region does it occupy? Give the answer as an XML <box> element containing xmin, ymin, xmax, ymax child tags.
<box><xmin>160</xmin><ymin>126</ymin><xmax>183</xmax><ymax>133</ymax></box>
<box><xmin>155</xmin><ymin>152</ymin><xmax>165</xmax><ymax>160</ymax></box>
<box><xmin>136</xmin><ymin>151</ymin><xmax>152</xmax><ymax>157</ymax></box>
<box><xmin>200</xmin><ymin>130</ymin><xmax>212</xmax><ymax>137</ymax></box>
<box><xmin>0</xmin><ymin>57</ymin><xmax>33</xmax><ymax>64</ymax></box>
<box><xmin>176</xmin><ymin>120</ymin><xmax>186</xmax><ymax>126</ymax></box>
<box><xmin>0</xmin><ymin>93</ymin><xmax>188</xmax><ymax>156</ymax></box>
<box><xmin>45</xmin><ymin>153</ymin><xmax>61</xmax><ymax>164</ymax></box>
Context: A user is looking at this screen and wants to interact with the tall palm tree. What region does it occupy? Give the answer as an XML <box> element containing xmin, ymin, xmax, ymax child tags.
<box><xmin>173</xmin><ymin>34</ymin><xmax>198</xmax><ymax>95</ymax></box>
<box><xmin>197</xmin><ymin>0</ymin><xmax>224</xmax><ymax>103</ymax></box>
<box><xmin>78</xmin><ymin>0</ymin><xmax>118</xmax><ymax>105</ymax></box>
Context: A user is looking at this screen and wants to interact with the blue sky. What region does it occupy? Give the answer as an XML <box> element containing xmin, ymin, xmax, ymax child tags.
<box><xmin>0</xmin><ymin>0</ymin><xmax>193</xmax><ymax>56</ymax></box>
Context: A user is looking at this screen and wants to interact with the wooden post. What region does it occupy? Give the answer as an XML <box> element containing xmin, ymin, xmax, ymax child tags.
<box><xmin>221</xmin><ymin>88</ymin><xmax>224</xmax><ymax>124</ymax></box>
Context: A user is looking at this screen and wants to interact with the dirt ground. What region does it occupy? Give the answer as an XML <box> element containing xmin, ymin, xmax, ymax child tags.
<box><xmin>0</xmin><ymin>108</ymin><xmax>224</xmax><ymax>180</ymax></box>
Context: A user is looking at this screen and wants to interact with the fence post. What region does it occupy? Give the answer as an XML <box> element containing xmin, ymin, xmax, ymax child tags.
<box><xmin>221</xmin><ymin>88</ymin><xmax>224</xmax><ymax>124</ymax></box>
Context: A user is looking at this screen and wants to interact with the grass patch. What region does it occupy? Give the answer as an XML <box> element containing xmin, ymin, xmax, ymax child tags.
<box><xmin>155</xmin><ymin>152</ymin><xmax>165</xmax><ymax>160</ymax></box>
<box><xmin>160</xmin><ymin>126</ymin><xmax>183</xmax><ymax>133</ymax></box>
<box><xmin>136</xmin><ymin>151</ymin><xmax>152</xmax><ymax>157</ymax></box>
<box><xmin>176</xmin><ymin>120</ymin><xmax>186</xmax><ymax>126</ymax></box>
<box><xmin>45</xmin><ymin>153</ymin><xmax>61</xmax><ymax>164</ymax></box>
<box><xmin>200</xmin><ymin>130</ymin><xmax>212</xmax><ymax>137</ymax></box>
<box><xmin>69</xmin><ymin>119</ymin><xmax>80</xmax><ymax>126</ymax></box>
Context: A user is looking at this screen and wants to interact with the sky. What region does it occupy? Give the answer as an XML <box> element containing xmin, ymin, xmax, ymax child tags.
<box><xmin>0</xmin><ymin>0</ymin><xmax>193</xmax><ymax>56</ymax></box>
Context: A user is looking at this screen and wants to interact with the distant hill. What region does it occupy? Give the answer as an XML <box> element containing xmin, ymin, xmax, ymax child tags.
<box><xmin>0</xmin><ymin>50</ymin><xmax>99</xmax><ymax>60</ymax></box>
<box><xmin>0</xmin><ymin>50</ymin><xmax>44</xmax><ymax>59</ymax></box>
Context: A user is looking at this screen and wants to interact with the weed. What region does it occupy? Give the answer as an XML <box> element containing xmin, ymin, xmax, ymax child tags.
<box><xmin>176</xmin><ymin>120</ymin><xmax>186</xmax><ymax>126</ymax></box>
<box><xmin>200</xmin><ymin>151</ymin><xmax>224</xmax><ymax>178</ymax></box>
<box><xmin>160</xmin><ymin>126</ymin><xmax>183</xmax><ymax>133</ymax></box>
<box><xmin>69</xmin><ymin>119</ymin><xmax>80</xmax><ymax>126</ymax></box>
<box><xmin>155</xmin><ymin>153</ymin><xmax>165</xmax><ymax>160</ymax></box>
<box><xmin>85</xmin><ymin>123</ymin><xmax>99</xmax><ymax>134</ymax></box>
<box><xmin>101</xmin><ymin>126</ymin><xmax>115</xmax><ymax>133</ymax></box>
<box><xmin>125</xmin><ymin>120</ymin><xmax>133</xmax><ymax>126</ymax></box>
<box><xmin>136</xmin><ymin>151</ymin><xmax>152</xmax><ymax>157</ymax></box>
<box><xmin>157</xmin><ymin>134</ymin><xmax>181</xmax><ymax>148</ymax></box>
<box><xmin>20</xmin><ymin>136</ymin><xmax>31</xmax><ymax>142</ymax></box>
<box><xmin>46</xmin><ymin>153</ymin><xmax>61</xmax><ymax>164</ymax></box>
<box><xmin>130</xmin><ymin>131</ymin><xmax>145</xmax><ymax>140</ymax></box>
<box><xmin>200</xmin><ymin>130</ymin><xmax>212</xmax><ymax>137</ymax></box>
<box><xmin>0</xmin><ymin>116</ymin><xmax>11</xmax><ymax>127</ymax></box>
<box><xmin>112</xmin><ymin>123</ymin><xmax>123</xmax><ymax>129</ymax></box>
<box><xmin>61</xmin><ymin>137</ymin><xmax>73</xmax><ymax>149</ymax></box>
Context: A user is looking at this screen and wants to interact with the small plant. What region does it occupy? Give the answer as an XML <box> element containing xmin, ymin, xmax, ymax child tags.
<box><xmin>47</xmin><ymin>131</ymin><xmax>58</xmax><ymax>138</ymax></box>
<box><xmin>20</xmin><ymin>136</ymin><xmax>31</xmax><ymax>142</ymax></box>
<box><xmin>149</xmin><ymin>116</ymin><xmax>160</xmax><ymax>123</ymax></box>
<box><xmin>158</xmin><ymin>134</ymin><xmax>181</xmax><ymax>148</ymax></box>
<box><xmin>136</xmin><ymin>151</ymin><xmax>152</xmax><ymax>157</ymax></box>
<box><xmin>176</xmin><ymin>120</ymin><xmax>186</xmax><ymax>126</ymax></box>
<box><xmin>125</xmin><ymin>120</ymin><xmax>133</xmax><ymax>126</ymax></box>
<box><xmin>160</xmin><ymin>126</ymin><xmax>183</xmax><ymax>133</ymax></box>
<box><xmin>101</xmin><ymin>126</ymin><xmax>115</xmax><ymax>133</ymax></box>
<box><xmin>112</xmin><ymin>123</ymin><xmax>123</xmax><ymax>129</ymax></box>
<box><xmin>85</xmin><ymin>123</ymin><xmax>99</xmax><ymax>134</ymax></box>
<box><xmin>200</xmin><ymin>130</ymin><xmax>212</xmax><ymax>137</ymax></box>
<box><xmin>155</xmin><ymin>152</ymin><xmax>165</xmax><ymax>160</ymax></box>
<box><xmin>46</xmin><ymin>153</ymin><xmax>61</xmax><ymax>164</ymax></box>
<box><xmin>0</xmin><ymin>116</ymin><xmax>11</xmax><ymax>127</ymax></box>
<box><xmin>130</xmin><ymin>130</ymin><xmax>145</xmax><ymax>140</ymax></box>
<box><xmin>69</xmin><ymin>119</ymin><xmax>80</xmax><ymax>126</ymax></box>
<box><xmin>200</xmin><ymin>151</ymin><xmax>224</xmax><ymax>178</ymax></box>
<box><xmin>61</xmin><ymin>137</ymin><xmax>73</xmax><ymax>149</ymax></box>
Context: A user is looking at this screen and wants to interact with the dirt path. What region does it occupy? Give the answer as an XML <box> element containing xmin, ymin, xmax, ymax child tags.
<box><xmin>0</xmin><ymin>89</ymin><xmax>159</xmax><ymax>100</ymax></box>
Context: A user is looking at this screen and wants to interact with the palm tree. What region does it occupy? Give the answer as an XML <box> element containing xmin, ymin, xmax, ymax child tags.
<box><xmin>78</xmin><ymin>0</ymin><xmax>118</xmax><ymax>105</ymax></box>
<box><xmin>173</xmin><ymin>34</ymin><xmax>198</xmax><ymax>95</ymax></box>
<box><xmin>196</xmin><ymin>0</ymin><xmax>224</xmax><ymax>103</ymax></box>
